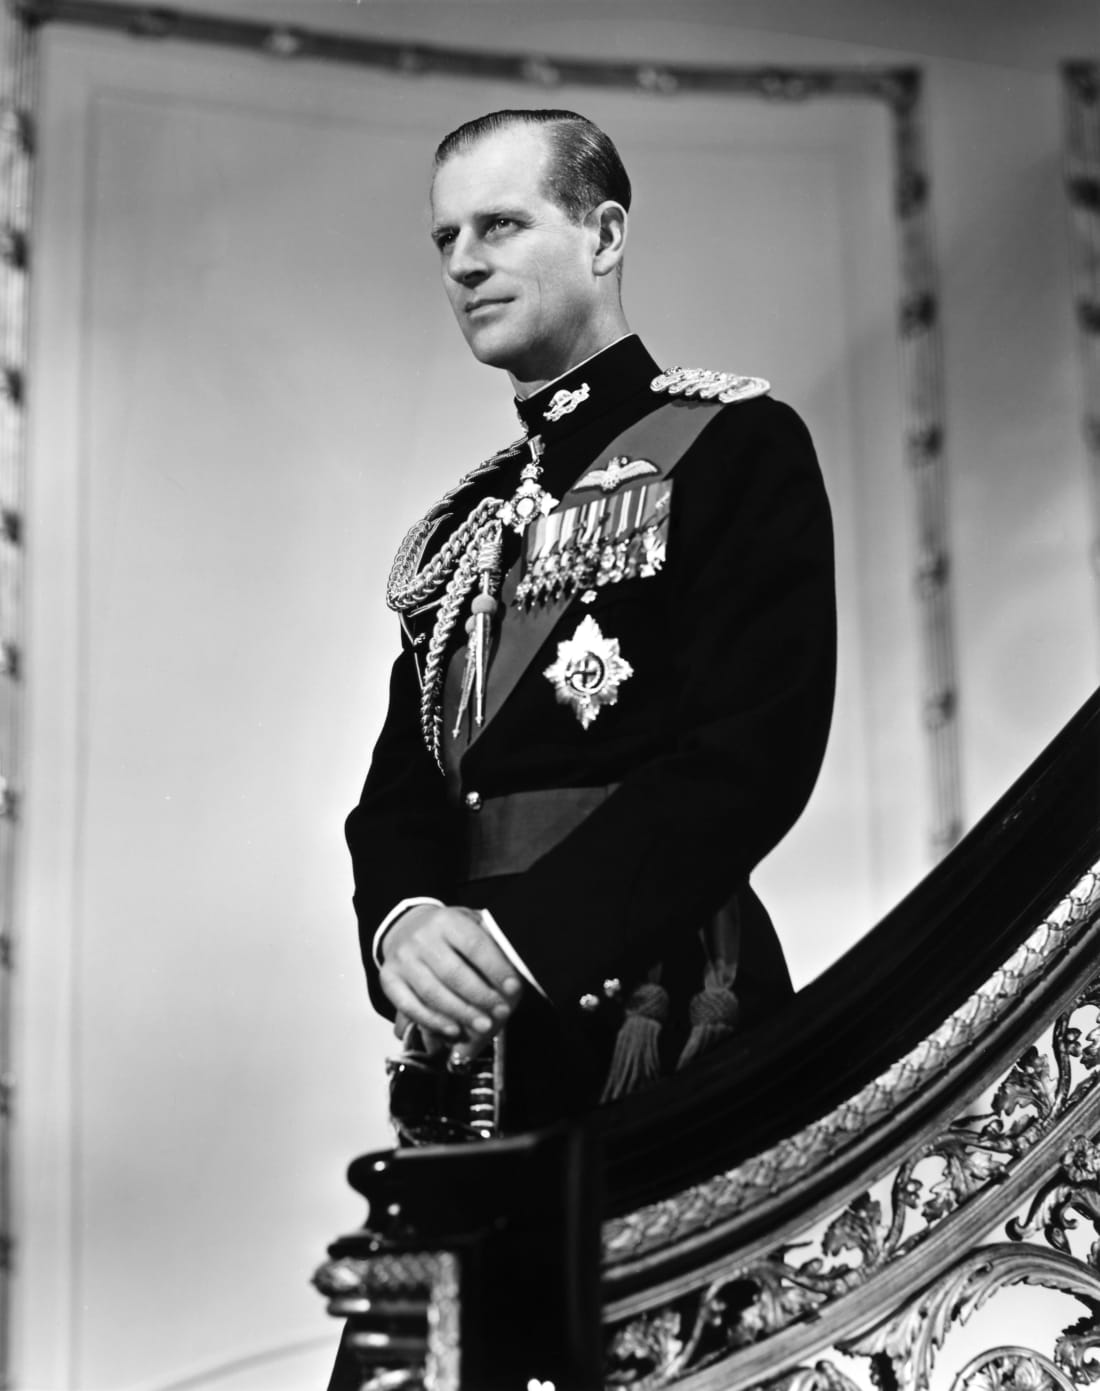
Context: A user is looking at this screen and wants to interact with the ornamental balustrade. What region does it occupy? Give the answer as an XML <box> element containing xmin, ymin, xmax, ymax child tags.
<box><xmin>314</xmin><ymin>687</ymin><xmax>1100</xmax><ymax>1391</ymax></box>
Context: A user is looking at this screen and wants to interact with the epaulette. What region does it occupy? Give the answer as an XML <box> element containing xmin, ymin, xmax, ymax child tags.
<box><xmin>650</xmin><ymin>366</ymin><xmax>770</xmax><ymax>404</ymax></box>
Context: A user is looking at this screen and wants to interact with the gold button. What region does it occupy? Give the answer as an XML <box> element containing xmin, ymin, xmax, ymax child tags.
<box><xmin>464</xmin><ymin>790</ymin><xmax>482</xmax><ymax>812</ymax></box>
<box><xmin>603</xmin><ymin>978</ymin><xmax>621</xmax><ymax>998</ymax></box>
<box><xmin>579</xmin><ymin>993</ymin><xmax>599</xmax><ymax>1012</ymax></box>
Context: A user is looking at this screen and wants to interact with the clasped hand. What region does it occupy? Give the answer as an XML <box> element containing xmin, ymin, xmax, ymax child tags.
<box><xmin>380</xmin><ymin>904</ymin><xmax>523</xmax><ymax>1065</ymax></box>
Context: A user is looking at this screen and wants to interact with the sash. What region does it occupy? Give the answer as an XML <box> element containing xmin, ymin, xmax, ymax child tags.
<box><xmin>464</xmin><ymin>785</ymin><xmax>621</xmax><ymax>879</ymax></box>
<box><xmin>443</xmin><ymin>396</ymin><xmax>720</xmax><ymax>785</ymax></box>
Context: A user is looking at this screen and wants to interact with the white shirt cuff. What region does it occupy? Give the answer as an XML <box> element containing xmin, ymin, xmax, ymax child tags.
<box><xmin>478</xmin><ymin>907</ymin><xmax>545</xmax><ymax>997</ymax></box>
<box><xmin>372</xmin><ymin>898</ymin><xmax>544</xmax><ymax>997</ymax></box>
<box><xmin>372</xmin><ymin>897</ymin><xmax>443</xmax><ymax>967</ymax></box>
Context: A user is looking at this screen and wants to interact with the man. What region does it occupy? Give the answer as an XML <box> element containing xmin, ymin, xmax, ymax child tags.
<box><xmin>345</xmin><ymin>108</ymin><xmax>836</xmax><ymax>1135</ymax></box>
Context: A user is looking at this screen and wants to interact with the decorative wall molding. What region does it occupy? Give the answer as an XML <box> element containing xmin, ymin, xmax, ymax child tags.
<box><xmin>0</xmin><ymin>4</ymin><xmax>36</xmax><ymax>1387</ymax></box>
<box><xmin>1064</xmin><ymin>63</ymin><xmax>1100</xmax><ymax>664</ymax></box>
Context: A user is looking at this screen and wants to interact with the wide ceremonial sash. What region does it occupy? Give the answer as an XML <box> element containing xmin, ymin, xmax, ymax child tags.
<box><xmin>464</xmin><ymin>784</ymin><xmax>620</xmax><ymax>880</ymax></box>
<box><xmin>442</xmin><ymin>396</ymin><xmax>721</xmax><ymax>785</ymax></box>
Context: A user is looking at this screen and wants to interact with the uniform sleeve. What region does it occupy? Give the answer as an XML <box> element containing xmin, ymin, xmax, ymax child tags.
<box><xmin>344</xmin><ymin>639</ymin><xmax>461</xmax><ymax>1019</ymax></box>
<box><xmin>463</xmin><ymin>399</ymin><xmax>836</xmax><ymax>1012</ymax></box>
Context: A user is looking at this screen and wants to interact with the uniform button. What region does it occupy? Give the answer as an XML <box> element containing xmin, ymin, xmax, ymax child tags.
<box><xmin>464</xmin><ymin>791</ymin><xmax>482</xmax><ymax>812</ymax></box>
<box><xmin>579</xmin><ymin>993</ymin><xmax>599</xmax><ymax>1012</ymax></box>
<box><xmin>603</xmin><ymin>978</ymin><xmax>621</xmax><ymax>998</ymax></box>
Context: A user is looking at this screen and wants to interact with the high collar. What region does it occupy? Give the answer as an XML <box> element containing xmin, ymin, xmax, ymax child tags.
<box><xmin>513</xmin><ymin>334</ymin><xmax>661</xmax><ymax>444</ymax></box>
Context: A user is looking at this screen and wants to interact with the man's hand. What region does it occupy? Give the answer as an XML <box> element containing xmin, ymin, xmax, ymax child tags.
<box><xmin>380</xmin><ymin>905</ymin><xmax>523</xmax><ymax>1050</ymax></box>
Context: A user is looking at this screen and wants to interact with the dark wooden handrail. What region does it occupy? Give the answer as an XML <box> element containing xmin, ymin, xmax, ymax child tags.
<box><xmin>598</xmin><ymin>686</ymin><xmax>1100</xmax><ymax>1223</ymax></box>
<box><xmin>319</xmin><ymin>686</ymin><xmax>1100</xmax><ymax>1388</ymax></box>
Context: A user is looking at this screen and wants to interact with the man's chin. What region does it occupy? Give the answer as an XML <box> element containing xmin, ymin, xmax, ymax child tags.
<box><xmin>465</xmin><ymin>333</ymin><xmax>522</xmax><ymax>373</ymax></box>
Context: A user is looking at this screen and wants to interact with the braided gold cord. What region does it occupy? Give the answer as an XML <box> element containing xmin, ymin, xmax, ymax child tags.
<box><xmin>417</xmin><ymin>532</ymin><xmax>488</xmax><ymax>768</ymax></box>
<box><xmin>388</xmin><ymin>495</ymin><xmax>502</xmax><ymax>613</ymax></box>
<box><xmin>385</xmin><ymin>437</ymin><xmax>536</xmax><ymax>765</ymax></box>
<box><xmin>387</xmin><ymin>512</ymin><xmax>442</xmax><ymax>604</ymax></box>
<box><xmin>386</xmin><ymin>439</ymin><xmax>527</xmax><ymax>614</ymax></box>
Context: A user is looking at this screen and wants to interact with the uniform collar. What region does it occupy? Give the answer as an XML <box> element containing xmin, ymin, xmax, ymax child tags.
<box><xmin>513</xmin><ymin>334</ymin><xmax>661</xmax><ymax>442</ymax></box>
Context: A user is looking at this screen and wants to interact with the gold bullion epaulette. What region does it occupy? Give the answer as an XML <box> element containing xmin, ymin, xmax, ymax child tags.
<box><xmin>650</xmin><ymin>366</ymin><xmax>771</xmax><ymax>404</ymax></box>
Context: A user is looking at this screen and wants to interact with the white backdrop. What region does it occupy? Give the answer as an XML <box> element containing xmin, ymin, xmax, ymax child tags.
<box><xmin>13</xmin><ymin>12</ymin><xmax>1089</xmax><ymax>1390</ymax></box>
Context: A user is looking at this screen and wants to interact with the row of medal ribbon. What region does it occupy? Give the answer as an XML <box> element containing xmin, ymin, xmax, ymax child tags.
<box><xmin>513</xmin><ymin>478</ymin><xmax>673</xmax><ymax>611</ymax></box>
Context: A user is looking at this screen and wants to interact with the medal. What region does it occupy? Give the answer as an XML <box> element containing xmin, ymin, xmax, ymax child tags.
<box><xmin>498</xmin><ymin>435</ymin><xmax>558</xmax><ymax>535</ymax></box>
<box><xmin>516</xmin><ymin>481</ymin><xmax>672</xmax><ymax>611</ymax></box>
<box><xmin>385</xmin><ymin>431</ymin><xmax>560</xmax><ymax>767</ymax></box>
<box><xmin>544</xmin><ymin>615</ymin><xmax>634</xmax><ymax>729</ymax></box>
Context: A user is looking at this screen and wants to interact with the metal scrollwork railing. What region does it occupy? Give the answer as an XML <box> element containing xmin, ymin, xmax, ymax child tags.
<box><xmin>603</xmin><ymin>862</ymin><xmax>1100</xmax><ymax>1270</ymax></box>
<box><xmin>603</xmin><ymin>946</ymin><xmax>1100</xmax><ymax>1387</ymax></box>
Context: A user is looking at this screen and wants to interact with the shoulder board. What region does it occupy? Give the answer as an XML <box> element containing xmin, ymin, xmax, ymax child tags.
<box><xmin>650</xmin><ymin>366</ymin><xmax>770</xmax><ymax>404</ymax></box>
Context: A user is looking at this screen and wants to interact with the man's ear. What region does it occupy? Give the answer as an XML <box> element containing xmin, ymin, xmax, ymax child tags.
<box><xmin>589</xmin><ymin>200</ymin><xmax>627</xmax><ymax>278</ymax></box>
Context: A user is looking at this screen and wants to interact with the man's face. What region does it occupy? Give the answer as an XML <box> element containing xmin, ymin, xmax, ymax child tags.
<box><xmin>430</xmin><ymin>126</ymin><xmax>602</xmax><ymax>383</ymax></box>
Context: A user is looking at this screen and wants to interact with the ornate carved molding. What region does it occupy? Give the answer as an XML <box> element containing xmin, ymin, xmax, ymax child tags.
<box><xmin>845</xmin><ymin>1244</ymin><xmax>1100</xmax><ymax>1391</ymax></box>
<box><xmin>951</xmin><ymin>1348</ymin><xmax>1078</xmax><ymax>1391</ymax></box>
<box><xmin>1064</xmin><ymin>64</ymin><xmax>1100</xmax><ymax>658</ymax></box>
<box><xmin>602</xmin><ymin>902</ymin><xmax>1100</xmax><ymax>1389</ymax></box>
<box><xmin>765</xmin><ymin>1365</ymin><xmax>863</xmax><ymax>1391</ymax></box>
<box><xmin>605</xmin><ymin>1099</ymin><xmax>1100</xmax><ymax>1385</ymax></box>
<box><xmin>0</xmin><ymin>4</ymin><xmax>36</xmax><ymax>1387</ymax></box>
<box><xmin>1008</xmin><ymin>1134</ymin><xmax>1100</xmax><ymax>1269</ymax></box>
<box><xmin>312</xmin><ymin>1248</ymin><xmax>460</xmax><ymax>1391</ymax></box>
<box><xmin>892</xmin><ymin>74</ymin><xmax>962</xmax><ymax>857</ymax></box>
<box><xmin>605</xmin><ymin>1223</ymin><xmax>1100</xmax><ymax>1388</ymax></box>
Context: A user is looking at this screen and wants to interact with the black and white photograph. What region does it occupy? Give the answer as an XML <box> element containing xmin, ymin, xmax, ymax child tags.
<box><xmin>2</xmin><ymin>2</ymin><xmax>1099</xmax><ymax>1387</ymax></box>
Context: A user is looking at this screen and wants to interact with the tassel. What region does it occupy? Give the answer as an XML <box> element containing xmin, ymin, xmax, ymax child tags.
<box><xmin>451</xmin><ymin>524</ymin><xmax>502</xmax><ymax>737</ymax></box>
<box><xmin>600</xmin><ymin>982</ymin><xmax>669</xmax><ymax>1103</ymax></box>
<box><xmin>676</xmin><ymin>987</ymin><xmax>740</xmax><ymax>1069</ymax></box>
<box><xmin>471</xmin><ymin>592</ymin><xmax>496</xmax><ymax>726</ymax></box>
<box><xmin>451</xmin><ymin>615</ymin><xmax>478</xmax><ymax>738</ymax></box>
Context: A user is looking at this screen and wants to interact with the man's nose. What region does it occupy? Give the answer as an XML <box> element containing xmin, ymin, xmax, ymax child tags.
<box><xmin>446</xmin><ymin>232</ymin><xmax>488</xmax><ymax>285</ymax></box>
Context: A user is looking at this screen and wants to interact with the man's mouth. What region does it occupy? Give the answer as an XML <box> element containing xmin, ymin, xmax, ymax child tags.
<box><xmin>466</xmin><ymin>298</ymin><xmax>510</xmax><ymax>316</ymax></box>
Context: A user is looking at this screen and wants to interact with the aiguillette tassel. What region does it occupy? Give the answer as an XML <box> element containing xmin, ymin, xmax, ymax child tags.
<box><xmin>471</xmin><ymin>594</ymin><xmax>493</xmax><ymax>727</ymax></box>
<box><xmin>471</xmin><ymin>526</ymin><xmax>502</xmax><ymax>728</ymax></box>
<box><xmin>451</xmin><ymin>634</ymin><xmax>477</xmax><ymax>738</ymax></box>
<box><xmin>453</xmin><ymin>524</ymin><xmax>502</xmax><ymax>738</ymax></box>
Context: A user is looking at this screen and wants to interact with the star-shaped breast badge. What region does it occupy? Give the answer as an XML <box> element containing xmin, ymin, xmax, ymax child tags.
<box><xmin>543</xmin><ymin>614</ymin><xmax>633</xmax><ymax>729</ymax></box>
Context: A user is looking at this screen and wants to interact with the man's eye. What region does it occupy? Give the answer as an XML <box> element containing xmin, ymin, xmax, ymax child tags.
<box><xmin>434</xmin><ymin>231</ymin><xmax>456</xmax><ymax>251</ymax></box>
<box><xmin>488</xmin><ymin>218</ymin><xmax>515</xmax><ymax>233</ymax></box>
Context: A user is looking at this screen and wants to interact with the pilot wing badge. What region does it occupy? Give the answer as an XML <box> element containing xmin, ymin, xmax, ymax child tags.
<box><xmin>576</xmin><ymin>455</ymin><xmax>660</xmax><ymax>494</ymax></box>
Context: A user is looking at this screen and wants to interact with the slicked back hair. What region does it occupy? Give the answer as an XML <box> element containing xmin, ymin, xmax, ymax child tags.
<box><xmin>433</xmin><ymin>109</ymin><xmax>632</xmax><ymax>222</ymax></box>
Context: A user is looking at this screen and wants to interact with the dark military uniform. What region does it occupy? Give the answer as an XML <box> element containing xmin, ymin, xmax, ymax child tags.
<box><xmin>345</xmin><ymin>334</ymin><xmax>836</xmax><ymax>1131</ymax></box>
